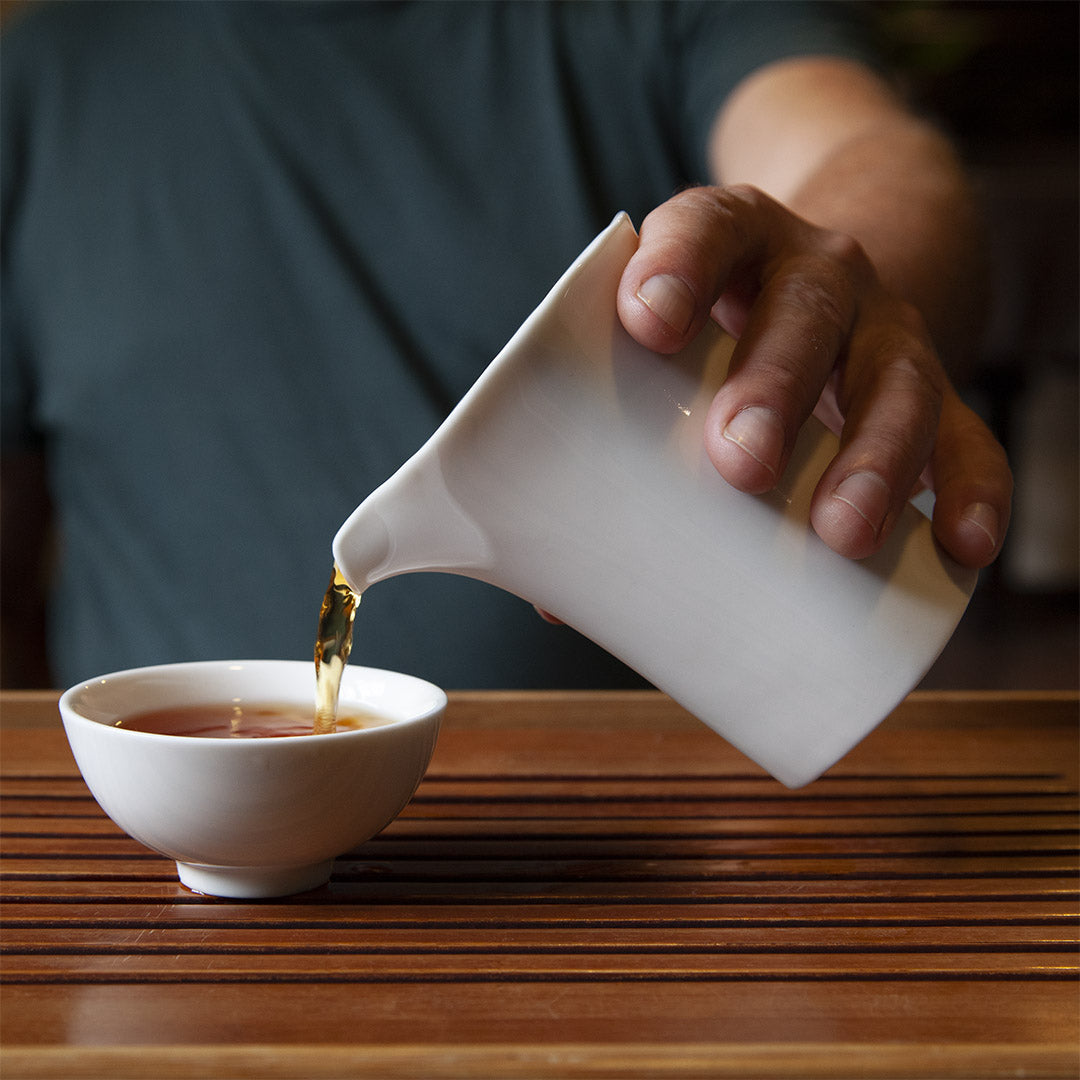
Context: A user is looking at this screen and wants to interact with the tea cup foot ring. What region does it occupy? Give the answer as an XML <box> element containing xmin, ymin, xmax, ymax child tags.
<box><xmin>176</xmin><ymin>859</ymin><xmax>334</xmax><ymax>899</ymax></box>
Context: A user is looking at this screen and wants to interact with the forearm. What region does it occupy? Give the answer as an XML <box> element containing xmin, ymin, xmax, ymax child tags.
<box><xmin>783</xmin><ymin>125</ymin><xmax>986</xmax><ymax>372</ymax></box>
<box><xmin>712</xmin><ymin>58</ymin><xmax>987</xmax><ymax>371</ymax></box>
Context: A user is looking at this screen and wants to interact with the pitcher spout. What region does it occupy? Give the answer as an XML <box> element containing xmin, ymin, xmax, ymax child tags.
<box><xmin>332</xmin><ymin>447</ymin><xmax>493</xmax><ymax>596</ymax></box>
<box><xmin>331</xmin><ymin>511</ymin><xmax>391</xmax><ymax>594</ymax></box>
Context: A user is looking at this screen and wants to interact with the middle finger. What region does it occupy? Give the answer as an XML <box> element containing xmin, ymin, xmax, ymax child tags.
<box><xmin>704</xmin><ymin>232</ymin><xmax>868</xmax><ymax>493</ymax></box>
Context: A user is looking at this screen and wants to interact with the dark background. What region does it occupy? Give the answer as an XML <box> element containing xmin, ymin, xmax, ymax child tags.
<box><xmin>871</xmin><ymin>1</ymin><xmax>1077</xmax><ymax>688</ymax></box>
<box><xmin>3</xmin><ymin>0</ymin><xmax>1076</xmax><ymax>689</ymax></box>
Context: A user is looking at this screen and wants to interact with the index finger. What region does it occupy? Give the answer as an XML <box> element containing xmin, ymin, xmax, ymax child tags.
<box><xmin>616</xmin><ymin>186</ymin><xmax>771</xmax><ymax>353</ymax></box>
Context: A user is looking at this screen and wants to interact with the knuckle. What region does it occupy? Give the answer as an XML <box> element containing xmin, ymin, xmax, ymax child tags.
<box><xmin>685</xmin><ymin>184</ymin><xmax>768</xmax><ymax>253</ymax></box>
<box><xmin>878</xmin><ymin>415</ymin><xmax>933</xmax><ymax>464</ymax></box>
<box><xmin>763</xmin><ymin>239</ymin><xmax>872</xmax><ymax>342</ymax></box>
<box><xmin>882</xmin><ymin>347</ymin><xmax>945</xmax><ymax>403</ymax></box>
<box><xmin>862</xmin><ymin>358</ymin><xmax>944</xmax><ymax>467</ymax></box>
<box><xmin>639</xmin><ymin>184</ymin><xmax>761</xmax><ymax>268</ymax></box>
<box><xmin>772</xmin><ymin>265</ymin><xmax>855</xmax><ymax>339</ymax></box>
<box><xmin>718</xmin><ymin>182</ymin><xmax>773</xmax><ymax>215</ymax></box>
<box><xmin>890</xmin><ymin>297</ymin><xmax>933</xmax><ymax>344</ymax></box>
<box><xmin>849</xmin><ymin>304</ymin><xmax>946</xmax><ymax>409</ymax></box>
<box><xmin>678</xmin><ymin>183</ymin><xmax>779</xmax><ymax>244</ymax></box>
<box><xmin>748</xmin><ymin>354</ymin><xmax>823</xmax><ymax>415</ymax></box>
<box><xmin>816</xmin><ymin>228</ymin><xmax>873</xmax><ymax>281</ymax></box>
<box><xmin>881</xmin><ymin>328</ymin><xmax>947</xmax><ymax>407</ymax></box>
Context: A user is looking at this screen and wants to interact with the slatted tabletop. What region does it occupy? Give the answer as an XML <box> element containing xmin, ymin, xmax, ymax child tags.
<box><xmin>1</xmin><ymin>689</ymin><xmax>1077</xmax><ymax>1078</ymax></box>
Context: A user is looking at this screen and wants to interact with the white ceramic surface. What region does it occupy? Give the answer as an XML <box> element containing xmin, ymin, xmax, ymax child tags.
<box><xmin>60</xmin><ymin>660</ymin><xmax>445</xmax><ymax>898</ymax></box>
<box><xmin>334</xmin><ymin>213</ymin><xmax>976</xmax><ymax>788</ymax></box>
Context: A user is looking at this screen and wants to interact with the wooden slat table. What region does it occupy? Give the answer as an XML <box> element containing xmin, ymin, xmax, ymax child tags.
<box><xmin>1</xmin><ymin>689</ymin><xmax>1077</xmax><ymax>1079</ymax></box>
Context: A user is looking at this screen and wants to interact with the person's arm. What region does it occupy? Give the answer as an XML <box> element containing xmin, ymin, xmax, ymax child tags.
<box><xmin>715</xmin><ymin>58</ymin><xmax>984</xmax><ymax>371</ymax></box>
<box><xmin>618</xmin><ymin>57</ymin><xmax>1011</xmax><ymax>568</ymax></box>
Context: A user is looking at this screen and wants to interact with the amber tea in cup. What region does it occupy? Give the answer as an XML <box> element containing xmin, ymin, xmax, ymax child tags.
<box><xmin>113</xmin><ymin>702</ymin><xmax>392</xmax><ymax>739</ymax></box>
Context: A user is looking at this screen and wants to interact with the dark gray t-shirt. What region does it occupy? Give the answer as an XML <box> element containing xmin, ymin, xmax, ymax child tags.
<box><xmin>2</xmin><ymin>0</ymin><xmax>875</xmax><ymax>688</ymax></box>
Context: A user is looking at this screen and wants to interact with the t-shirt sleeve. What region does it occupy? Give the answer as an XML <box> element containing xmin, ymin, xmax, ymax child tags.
<box><xmin>667</xmin><ymin>0</ymin><xmax>885</xmax><ymax>182</ymax></box>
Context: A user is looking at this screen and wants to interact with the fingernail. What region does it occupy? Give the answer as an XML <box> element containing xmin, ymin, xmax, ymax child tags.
<box><xmin>722</xmin><ymin>406</ymin><xmax>785</xmax><ymax>478</ymax></box>
<box><xmin>832</xmin><ymin>471</ymin><xmax>891</xmax><ymax>537</ymax></box>
<box><xmin>960</xmin><ymin>501</ymin><xmax>999</xmax><ymax>554</ymax></box>
<box><xmin>636</xmin><ymin>274</ymin><xmax>695</xmax><ymax>335</ymax></box>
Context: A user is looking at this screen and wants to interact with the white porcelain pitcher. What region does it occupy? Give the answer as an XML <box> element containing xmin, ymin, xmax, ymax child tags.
<box><xmin>333</xmin><ymin>213</ymin><xmax>975</xmax><ymax>787</ymax></box>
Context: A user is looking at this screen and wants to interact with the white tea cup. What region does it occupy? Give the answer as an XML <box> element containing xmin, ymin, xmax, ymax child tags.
<box><xmin>60</xmin><ymin>660</ymin><xmax>444</xmax><ymax>897</ymax></box>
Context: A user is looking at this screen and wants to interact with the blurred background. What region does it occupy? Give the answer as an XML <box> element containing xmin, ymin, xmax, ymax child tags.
<box><xmin>871</xmin><ymin>1</ymin><xmax>1077</xmax><ymax>689</ymax></box>
<box><xmin>2</xmin><ymin>0</ymin><xmax>1076</xmax><ymax>690</ymax></box>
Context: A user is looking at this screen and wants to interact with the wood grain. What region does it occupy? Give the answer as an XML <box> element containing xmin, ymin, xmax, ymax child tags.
<box><xmin>1</xmin><ymin>691</ymin><xmax>1077</xmax><ymax>1078</ymax></box>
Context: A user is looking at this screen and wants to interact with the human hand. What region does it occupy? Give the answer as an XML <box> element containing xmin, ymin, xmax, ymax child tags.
<box><xmin>616</xmin><ymin>186</ymin><xmax>1012</xmax><ymax>569</ymax></box>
